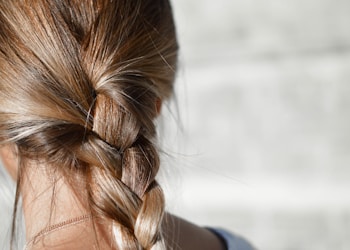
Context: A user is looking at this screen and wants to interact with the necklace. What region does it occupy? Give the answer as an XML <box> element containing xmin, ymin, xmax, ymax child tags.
<box><xmin>24</xmin><ymin>214</ymin><xmax>93</xmax><ymax>249</ymax></box>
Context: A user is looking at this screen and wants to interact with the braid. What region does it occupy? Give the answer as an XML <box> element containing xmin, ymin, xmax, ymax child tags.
<box><xmin>88</xmin><ymin>91</ymin><xmax>165</xmax><ymax>249</ymax></box>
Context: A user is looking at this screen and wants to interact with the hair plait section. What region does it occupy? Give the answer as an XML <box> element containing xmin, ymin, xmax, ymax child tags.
<box><xmin>89</xmin><ymin>92</ymin><xmax>165</xmax><ymax>249</ymax></box>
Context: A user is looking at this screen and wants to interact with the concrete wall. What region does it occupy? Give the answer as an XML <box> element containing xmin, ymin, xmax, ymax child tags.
<box><xmin>165</xmin><ymin>0</ymin><xmax>350</xmax><ymax>249</ymax></box>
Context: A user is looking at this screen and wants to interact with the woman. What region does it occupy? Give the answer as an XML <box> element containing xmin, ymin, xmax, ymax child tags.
<box><xmin>0</xmin><ymin>0</ymin><xmax>255</xmax><ymax>249</ymax></box>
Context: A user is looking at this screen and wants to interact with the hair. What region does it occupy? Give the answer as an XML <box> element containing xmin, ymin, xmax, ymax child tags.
<box><xmin>0</xmin><ymin>0</ymin><xmax>178</xmax><ymax>249</ymax></box>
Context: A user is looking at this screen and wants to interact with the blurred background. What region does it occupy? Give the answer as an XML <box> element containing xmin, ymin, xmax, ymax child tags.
<box><xmin>1</xmin><ymin>0</ymin><xmax>350</xmax><ymax>249</ymax></box>
<box><xmin>161</xmin><ymin>0</ymin><xmax>350</xmax><ymax>250</ymax></box>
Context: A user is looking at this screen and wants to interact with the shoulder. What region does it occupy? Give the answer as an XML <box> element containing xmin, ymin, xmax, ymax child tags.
<box><xmin>163</xmin><ymin>214</ymin><xmax>255</xmax><ymax>250</ymax></box>
<box><xmin>163</xmin><ymin>214</ymin><xmax>225</xmax><ymax>250</ymax></box>
<box><xmin>207</xmin><ymin>227</ymin><xmax>256</xmax><ymax>250</ymax></box>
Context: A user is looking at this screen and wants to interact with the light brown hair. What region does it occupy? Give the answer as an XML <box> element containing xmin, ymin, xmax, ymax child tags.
<box><xmin>0</xmin><ymin>0</ymin><xmax>178</xmax><ymax>249</ymax></box>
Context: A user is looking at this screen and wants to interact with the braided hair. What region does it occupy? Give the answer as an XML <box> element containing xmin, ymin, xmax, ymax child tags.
<box><xmin>0</xmin><ymin>0</ymin><xmax>178</xmax><ymax>249</ymax></box>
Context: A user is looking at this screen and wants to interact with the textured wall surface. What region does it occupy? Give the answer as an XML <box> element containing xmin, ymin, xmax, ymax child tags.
<box><xmin>165</xmin><ymin>0</ymin><xmax>350</xmax><ymax>250</ymax></box>
<box><xmin>1</xmin><ymin>1</ymin><xmax>350</xmax><ymax>249</ymax></box>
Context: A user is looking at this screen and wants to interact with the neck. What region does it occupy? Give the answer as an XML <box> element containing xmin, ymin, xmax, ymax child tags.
<box><xmin>21</xmin><ymin>163</ymin><xmax>117</xmax><ymax>249</ymax></box>
<box><xmin>21</xmin><ymin>163</ymin><xmax>90</xmax><ymax>242</ymax></box>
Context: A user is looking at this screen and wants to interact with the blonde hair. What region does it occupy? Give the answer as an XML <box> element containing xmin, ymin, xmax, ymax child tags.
<box><xmin>0</xmin><ymin>0</ymin><xmax>178</xmax><ymax>249</ymax></box>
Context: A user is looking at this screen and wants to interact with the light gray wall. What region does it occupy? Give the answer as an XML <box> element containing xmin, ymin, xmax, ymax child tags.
<box><xmin>166</xmin><ymin>0</ymin><xmax>350</xmax><ymax>250</ymax></box>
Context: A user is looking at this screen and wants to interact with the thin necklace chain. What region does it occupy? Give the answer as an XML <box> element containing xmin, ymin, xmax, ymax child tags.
<box><xmin>24</xmin><ymin>214</ymin><xmax>93</xmax><ymax>249</ymax></box>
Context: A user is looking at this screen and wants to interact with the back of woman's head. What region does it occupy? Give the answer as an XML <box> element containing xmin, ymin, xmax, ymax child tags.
<box><xmin>0</xmin><ymin>0</ymin><xmax>178</xmax><ymax>249</ymax></box>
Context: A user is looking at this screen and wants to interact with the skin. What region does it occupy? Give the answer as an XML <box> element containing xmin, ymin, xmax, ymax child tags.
<box><xmin>0</xmin><ymin>146</ymin><xmax>225</xmax><ymax>250</ymax></box>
